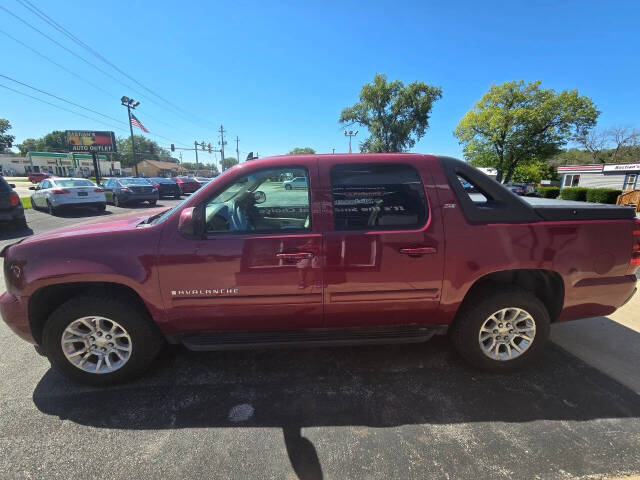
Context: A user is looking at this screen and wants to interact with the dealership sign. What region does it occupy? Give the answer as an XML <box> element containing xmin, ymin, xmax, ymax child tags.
<box><xmin>66</xmin><ymin>131</ymin><xmax>116</xmax><ymax>153</ymax></box>
<box><xmin>603</xmin><ymin>163</ymin><xmax>640</xmax><ymax>172</ymax></box>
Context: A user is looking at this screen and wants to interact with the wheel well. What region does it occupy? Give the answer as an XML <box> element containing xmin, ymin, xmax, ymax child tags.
<box><xmin>462</xmin><ymin>269</ymin><xmax>564</xmax><ymax>322</ymax></box>
<box><xmin>28</xmin><ymin>282</ymin><xmax>151</xmax><ymax>345</ymax></box>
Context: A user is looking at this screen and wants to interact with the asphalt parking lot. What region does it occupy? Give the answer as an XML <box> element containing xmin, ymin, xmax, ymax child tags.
<box><xmin>1</xmin><ymin>204</ymin><xmax>639</xmax><ymax>479</ymax></box>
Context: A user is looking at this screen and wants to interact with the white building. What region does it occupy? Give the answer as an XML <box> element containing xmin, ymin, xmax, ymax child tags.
<box><xmin>0</xmin><ymin>152</ymin><xmax>121</xmax><ymax>177</ymax></box>
<box><xmin>557</xmin><ymin>162</ymin><xmax>639</xmax><ymax>190</ymax></box>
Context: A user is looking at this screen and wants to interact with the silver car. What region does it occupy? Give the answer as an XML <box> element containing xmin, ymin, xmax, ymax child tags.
<box><xmin>30</xmin><ymin>178</ymin><xmax>107</xmax><ymax>215</ymax></box>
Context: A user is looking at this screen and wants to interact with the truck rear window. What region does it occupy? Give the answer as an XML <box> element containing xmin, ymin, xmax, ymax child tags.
<box><xmin>330</xmin><ymin>163</ymin><xmax>428</xmax><ymax>231</ymax></box>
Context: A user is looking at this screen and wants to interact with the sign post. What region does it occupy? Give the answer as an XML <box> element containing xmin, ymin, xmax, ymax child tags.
<box><xmin>66</xmin><ymin>131</ymin><xmax>116</xmax><ymax>184</ymax></box>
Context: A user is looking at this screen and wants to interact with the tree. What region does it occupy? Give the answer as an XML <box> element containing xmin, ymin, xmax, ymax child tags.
<box><xmin>339</xmin><ymin>73</ymin><xmax>442</xmax><ymax>152</ymax></box>
<box><xmin>454</xmin><ymin>80</ymin><xmax>599</xmax><ymax>183</ymax></box>
<box><xmin>221</xmin><ymin>157</ymin><xmax>239</xmax><ymax>171</ymax></box>
<box><xmin>115</xmin><ymin>136</ymin><xmax>176</xmax><ymax>167</ymax></box>
<box><xmin>17</xmin><ymin>130</ymin><xmax>67</xmax><ymax>155</ymax></box>
<box><xmin>0</xmin><ymin>119</ymin><xmax>15</xmax><ymax>152</ymax></box>
<box><xmin>512</xmin><ymin>160</ymin><xmax>557</xmax><ymax>184</ymax></box>
<box><xmin>288</xmin><ymin>147</ymin><xmax>316</xmax><ymax>154</ymax></box>
<box><xmin>573</xmin><ymin>126</ymin><xmax>640</xmax><ymax>163</ymax></box>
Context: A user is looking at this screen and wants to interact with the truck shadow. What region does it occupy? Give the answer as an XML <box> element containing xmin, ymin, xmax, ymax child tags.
<box><xmin>32</xmin><ymin>337</ymin><xmax>640</xmax><ymax>480</ymax></box>
<box><xmin>0</xmin><ymin>224</ymin><xmax>33</xmax><ymax>240</ymax></box>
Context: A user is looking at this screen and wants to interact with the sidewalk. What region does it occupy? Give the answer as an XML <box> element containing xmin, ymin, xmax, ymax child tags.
<box><xmin>552</xmin><ymin>289</ymin><xmax>640</xmax><ymax>394</ymax></box>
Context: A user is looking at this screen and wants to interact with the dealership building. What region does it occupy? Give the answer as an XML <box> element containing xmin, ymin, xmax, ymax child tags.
<box><xmin>557</xmin><ymin>162</ymin><xmax>640</xmax><ymax>190</ymax></box>
<box><xmin>0</xmin><ymin>152</ymin><xmax>121</xmax><ymax>177</ymax></box>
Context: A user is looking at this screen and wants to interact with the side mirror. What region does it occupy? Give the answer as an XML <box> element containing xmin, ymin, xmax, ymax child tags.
<box><xmin>9</xmin><ymin>184</ymin><xmax>16</xmax><ymax>188</ymax></box>
<box><xmin>178</xmin><ymin>205</ymin><xmax>205</xmax><ymax>239</ymax></box>
<box><xmin>253</xmin><ymin>190</ymin><xmax>266</xmax><ymax>204</ymax></box>
<box><xmin>28</xmin><ymin>186</ymin><xmax>35</xmax><ymax>190</ymax></box>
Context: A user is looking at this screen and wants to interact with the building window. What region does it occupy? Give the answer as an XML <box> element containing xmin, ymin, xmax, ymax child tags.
<box><xmin>330</xmin><ymin>163</ymin><xmax>428</xmax><ymax>231</ymax></box>
<box><xmin>623</xmin><ymin>173</ymin><xmax>637</xmax><ymax>190</ymax></box>
<box><xmin>563</xmin><ymin>174</ymin><xmax>580</xmax><ymax>187</ymax></box>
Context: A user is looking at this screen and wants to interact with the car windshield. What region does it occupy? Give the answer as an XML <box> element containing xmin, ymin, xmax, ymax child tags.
<box><xmin>54</xmin><ymin>179</ymin><xmax>94</xmax><ymax>187</ymax></box>
<box><xmin>120</xmin><ymin>178</ymin><xmax>152</xmax><ymax>186</ymax></box>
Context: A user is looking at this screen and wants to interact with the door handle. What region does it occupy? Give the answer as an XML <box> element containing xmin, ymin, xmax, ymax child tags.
<box><xmin>276</xmin><ymin>252</ymin><xmax>314</xmax><ymax>260</ymax></box>
<box><xmin>400</xmin><ymin>247</ymin><xmax>437</xmax><ymax>256</ymax></box>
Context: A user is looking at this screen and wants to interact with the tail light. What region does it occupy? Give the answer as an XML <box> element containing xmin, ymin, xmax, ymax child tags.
<box><xmin>632</xmin><ymin>221</ymin><xmax>640</xmax><ymax>268</ymax></box>
<box><xmin>153</xmin><ymin>184</ymin><xmax>159</xmax><ymax>190</ymax></box>
<box><xmin>94</xmin><ymin>188</ymin><xmax>104</xmax><ymax>193</ymax></box>
<box><xmin>9</xmin><ymin>192</ymin><xmax>20</xmax><ymax>207</ymax></box>
<box><xmin>51</xmin><ymin>189</ymin><xmax>70</xmax><ymax>194</ymax></box>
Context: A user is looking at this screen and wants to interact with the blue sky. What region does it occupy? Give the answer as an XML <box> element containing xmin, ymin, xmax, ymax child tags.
<box><xmin>2</xmin><ymin>0</ymin><xmax>639</xmax><ymax>166</ymax></box>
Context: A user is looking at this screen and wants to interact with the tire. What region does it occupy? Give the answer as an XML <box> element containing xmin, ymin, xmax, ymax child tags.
<box><xmin>47</xmin><ymin>200</ymin><xmax>57</xmax><ymax>216</ymax></box>
<box><xmin>42</xmin><ymin>293</ymin><xmax>164</xmax><ymax>385</ymax></box>
<box><xmin>30</xmin><ymin>196</ymin><xmax>37</xmax><ymax>211</ymax></box>
<box><xmin>96</xmin><ymin>203</ymin><xmax>106</xmax><ymax>212</ymax></box>
<box><xmin>174</xmin><ymin>193</ymin><xmax>181</xmax><ymax>200</ymax></box>
<box><xmin>450</xmin><ymin>285</ymin><xmax>550</xmax><ymax>373</ymax></box>
<box><xmin>114</xmin><ymin>195</ymin><xmax>120</xmax><ymax>208</ymax></box>
<box><xmin>285</xmin><ymin>184</ymin><xmax>292</xmax><ymax>190</ymax></box>
<box><xmin>148</xmin><ymin>200</ymin><xmax>157</xmax><ymax>207</ymax></box>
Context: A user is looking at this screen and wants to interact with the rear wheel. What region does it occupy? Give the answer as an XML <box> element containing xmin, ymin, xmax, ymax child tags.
<box><xmin>114</xmin><ymin>195</ymin><xmax>120</xmax><ymax>207</ymax></box>
<box><xmin>174</xmin><ymin>193</ymin><xmax>181</xmax><ymax>200</ymax></box>
<box><xmin>96</xmin><ymin>203</ymin><xmax>106</xmax><ymax>212</ymax></box>
<box><xmin>285</xmin><ymin>184</ymin><xmax>292</xmax><ymax>190</ymax></box>
<box><xmin>42</xmin><ymin>293</ymin><xmax>164</xmax><ymax>385</ymax></box>
<box><xmin>450</xmin><ymin>286</ymin><xmax>550</xmax><ymax>372</ymax></box>
<box><xmin>47</xmin><ymin>200</ymin><xmax>57</xmax><ymax>216</ymax></box>
<box><xmin>148</xmin><ymin>200</ymin><xmax>157</xmax><ymax>206</ymax></box>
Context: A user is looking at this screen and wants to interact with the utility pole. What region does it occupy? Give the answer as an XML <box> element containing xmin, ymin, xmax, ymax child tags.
<box><xmin>235</xmin><ymin>136</ymin><xmax>240</xmax><ymax>163</ymax></box>
<box><xmin>121</xmin><ymin>96</ymin><xmax>141</xmax><ymax>175</ymax></box>
<box><xmin>219</xmin><ymin>125</ymin><xmax>227</xmax><ymax>168</ymax></box>
<box><xmin>194</xmin><ymin>140</ymin><xmax>199</xmax><ymax>176</ymax></box>
<box><xmin>332</xmin><ymin>148</ymin><xmax>335</xmax><ymax>154</ymax></box>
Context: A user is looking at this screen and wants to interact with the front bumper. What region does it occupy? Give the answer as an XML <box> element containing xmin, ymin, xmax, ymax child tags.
<box><xmin>0</xmin><ymin>291</ymin><xmax>35</xmax><ymax>344</ymax></box>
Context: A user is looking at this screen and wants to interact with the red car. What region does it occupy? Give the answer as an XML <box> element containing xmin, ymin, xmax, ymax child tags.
<box><xmin>174</xmin><ymin>176</ymin><xmax>201</xmax><ymax>194</ymax></box>
<box><xmin>28</xmin><ymin>172</ymin><xmax>54</xmax><ymax>184</ymax></box>
<box><xmin>1</xmin><ymin>154</ymin><xmax>638</xmax><ymax>385</ymax></box>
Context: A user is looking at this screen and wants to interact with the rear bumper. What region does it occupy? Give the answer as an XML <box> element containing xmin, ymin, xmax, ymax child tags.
<box><xmin>0</xmin><ymin>291</ymin><xmax>35</xmax><ymax>344</ymax></box>
<box><xmin>159</xmin><ymin>187</ymin><xmax>181</xmax><ymax>197</ymax></box>
<box><xmin>119</xmin><ymin>193</ymin><xmax>159</xmax><ymax>203</ymax></box>
<box><xmin>0</xmin><ymin>205</ymin><xmax>25</xmax><ymax>222</ymax></box>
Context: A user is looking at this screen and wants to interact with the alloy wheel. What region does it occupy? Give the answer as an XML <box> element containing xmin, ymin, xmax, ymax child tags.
<box><xmin>478</xmin><ymin>308</ymin><xmax>536</xmax><ymax>361</ymax></box>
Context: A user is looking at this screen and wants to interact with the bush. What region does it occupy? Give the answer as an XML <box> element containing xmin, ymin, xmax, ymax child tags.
<box><xmin>585</xmin><ymin>188</ymin><xmax>622</xmax><ymax>204</ymax></box>
<box><xmin>560</xmin><ymin>187</ymin><xmax>588</xmax><ymax>201</ymax></box>
<box><xmin>537</xmin><ymin>186</ymin><xmax>560</xmax><ymax>198</ymax></box>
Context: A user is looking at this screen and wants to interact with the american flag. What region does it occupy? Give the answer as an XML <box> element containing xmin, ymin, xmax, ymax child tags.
<box><xmin>130</xmin><ymin>113</ymin><xmax>149</xmax><ymax>133</ymax></box>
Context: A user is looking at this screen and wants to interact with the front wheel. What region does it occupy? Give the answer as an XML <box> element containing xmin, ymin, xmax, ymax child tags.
<box><xmin>42</xmin><ymin>294</ymin><xmax>164</xmax><ymax>385</ymax></box>
<box><xmin>450</xmin><ymin>286</ymin><xmax>550</xmax><ymax>373</ymax></box>
<box><xmin>285</xmin><ymin>184</ymin><xmax>292</xmax><ymax>190</ymax></box>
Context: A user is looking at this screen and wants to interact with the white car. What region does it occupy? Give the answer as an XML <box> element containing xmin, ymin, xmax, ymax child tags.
<box><xmin>283</xmin><ymin>177</ymin><xmax>308</xmax><ymax>190</ymax></box>
<box><xmin>30</xmin><ymin>178</ymin><xmax>107</xmax><ymax>215</ymax></box>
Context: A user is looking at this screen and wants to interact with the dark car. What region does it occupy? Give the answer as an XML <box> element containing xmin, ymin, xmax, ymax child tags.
<box><xmin>506</xmin><ymin>183</ymin><xmax>541</xmax><ymax>197</ymax></box>
<box><xmin>174</xmin><ymin>176</ymin><xmax>201</xmax><ymax>194</ymax></box>
<box><xmin>0</xmin><ymin>177</ymin><xmax>26</xmax><ymax>228</ymax></box>
<box><xmin>151</xmin><ymin>177</ymin><xmax>182</xmax><ymax>199</ymax></box>
<box><xmin>102</xmin><ymin>177</ymin><xmax>159</xmax><ymax>207</ymax></box>
<box><xmin>1</xmin><ymin>154</ymin><xmax>638</xmax><ymax>385</ymax></box>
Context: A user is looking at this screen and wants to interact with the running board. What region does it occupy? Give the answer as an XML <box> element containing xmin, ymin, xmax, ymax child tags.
<box><xmin>176</xmin><ymin>325</ymin><xmax>449</xmax><ymax>351</ymax></box>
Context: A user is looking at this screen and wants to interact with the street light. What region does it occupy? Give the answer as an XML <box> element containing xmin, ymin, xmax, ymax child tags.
<box><xmin>121</xmin><ymin>96</ymin><xmax>140</xmax><ymax>175</ymax></box>
<box><xmin>344</xmin><ymin>129</ymin><xmax>358</xmax><ymax>153</ymax></box>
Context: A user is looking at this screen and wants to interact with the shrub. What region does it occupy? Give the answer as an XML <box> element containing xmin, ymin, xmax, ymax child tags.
<box><xmin>537</xmin><ymin>186</ymin><xmax>560</xmax><ymax>198</ymax></box>
<box><xmin>560</xmin><ymin>187</ymin><xmax>588</xmax><ymax>201</ymax></box>
<box><xmin>585</xmin><ymin>188</ymin><xmax>622</xmax><ymax>204</ymax></box>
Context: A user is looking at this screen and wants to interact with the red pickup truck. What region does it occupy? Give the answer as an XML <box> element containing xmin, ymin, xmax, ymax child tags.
<box><xmin>2</xmin><ymin>154</ymin><xmax>638</xmax><ymax>385</ymax></box>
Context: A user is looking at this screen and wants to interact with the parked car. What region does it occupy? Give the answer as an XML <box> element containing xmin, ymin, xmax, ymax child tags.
<box><xmin>102</xmin><ymin>177</ymin><xmax>159</xmax><ymax>207</ymax></box>
<box><xmin>0</xmin><ymin>176</ymin><xmax>26</xmax><ymax>228</ymax></box>
<box><xmin>505</xmin><ymin>183</ymin><xmax>541</xmax><ymax>197</ymax></box>
<box><xmin>174</xmin><ymin>176</ymin><xmax>201</xmax><ymax>194</ymax></box>
<box><xmin>1</xmin><ymin>154</ymin><xmax>638</xmax><ymax>385</ymax></box>
<box><xmin>195</xmin><ymin>177</ymin><xmax>213</xmax><ymax>186</ymax></box>
<box><xmin>29</xmin><ymin>178</ymin><xmax>106</xmax><ymax>215</ymax></box>
<box><xmin>151</xmin><ymin>177</ymin><xmax>182</xmax><ymax>199</ymax></box>
<box><xmin>28</xmin><ymin>172</ymin><xmax>54</xmax><ymax>184</ymax></box>
<box><xmin>283</xmin><ymin>176</ymin><xmax>308</xmax><ymax>190</ymax></box>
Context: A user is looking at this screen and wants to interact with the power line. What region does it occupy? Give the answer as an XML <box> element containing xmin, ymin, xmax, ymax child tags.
<box><xmin>15</xmin><ymin>0</ymin><xmax>208</xmax><ymax>124</ymax></box>
<box><xmin>0</xmin><ymin>5</ymin><xmax>202</xmax><ymax>128</ymax></box>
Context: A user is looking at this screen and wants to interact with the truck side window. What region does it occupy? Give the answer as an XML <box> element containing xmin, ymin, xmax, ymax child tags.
<box><xmin>456</xmin><ymin>175</ymin><xmax>490</xmax><ymax>204</ymax></box>
<box><xmin>330</xmin><ymin>163</ymin><xmax>428</xmax><ymax>230</ymax></box>
<box><xmin>204</xmin><ymin>166</ymin><xmax>311</xmax><ymax>234</ymax></box>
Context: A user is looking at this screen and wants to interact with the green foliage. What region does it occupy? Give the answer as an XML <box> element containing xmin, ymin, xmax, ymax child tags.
<box><xmin>585</xmin><ymin>188</ymin><xmax>622</xmax><ymax>204</ymax></box>
<box><xmin>20</xmin><ymin>196</ymin><xmax>32</xmax><ymax>209</ymax></box>
<box><xmin>116</xmin><ymin>136</ymin><xmax>176</xmax><ymax>167</ymax></box>
<box><xmin>339</xmin><ymin>73</ymin><xmax>442</xmax><ymax>152</ymax></box>
<box><xmin>537</xmin><ymin>186</ymin><xmax>560</xmax><ymax>198</ymax></box>
<box><xmin>512</xmin><ymin>160</ymin><xmax>557</xmax><ymax>184</ymax></box>
<box><xmin>455</xmin><ymin>80</ymin><xmax>599</xmax><ymax>183</ymax></box>
<box><xmin>17</xmin><ymin>130</ymin><xmax>67</xmax><ymax>155</ymax></box>
<box><xmin>559</xmin><ymin>187</ymin><xmax>588</xmax><ymax>201</ymax></box>
<box><xmin>288</xmin><ymin>147</ymin><xmax>316</xmax><ymax>154</ymax></box>
<box><xmin>0</xmin><ymin>119</ymin><xmax>15</xmax><ymax>151</ymax></box>
<box><xmin>221</xmin><ymin>157</ymin><xmax>239</xmax><ymax>171</ymax></box>
<box><xmin>180</xmin><ymin>162</ymin><xmax>219</xmax><ymax>174</ymax></box>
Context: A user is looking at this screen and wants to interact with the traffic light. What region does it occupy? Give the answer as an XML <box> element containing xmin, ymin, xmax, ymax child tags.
<box><xmin>201</xmin><ymin>141</ymin><xmax>205</xmax><ymax>150</ymax></box>
<box><xmin>207</xmin><ymin>143</ymin><xmax>212</xmax><ymax>153</ymax></box>
<box><xmin>171</xmin><ymin>144</ymin><xmax>175</xmax><ymax>152</ymax></box>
